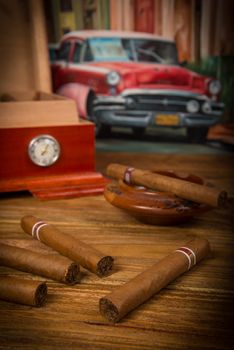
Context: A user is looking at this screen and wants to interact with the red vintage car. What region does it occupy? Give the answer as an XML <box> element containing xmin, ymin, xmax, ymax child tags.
<box><xmin>51</xmin><ymin>30</ymin><xmax>224</xmax><ymax>142</ymax></box>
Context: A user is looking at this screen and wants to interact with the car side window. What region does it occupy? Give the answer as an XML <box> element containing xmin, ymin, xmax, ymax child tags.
<box><xmin>58</xmin><ymin>42</ymin><xmax>71</xmax><ymax>61</ymax></box>
<box><xmin>73</xmin><ymin>42</ymin><xmax>82</xmax><ymax>63</ymax></box>
<box><xmin>122</xmin><ymin>39</ymin><xmax>134</xmax><ymax>61</ymax></box>
<box><xmin>83</xmin><ymin>42</ymin><xmax>94</xmax><ymax>62</ymax></box>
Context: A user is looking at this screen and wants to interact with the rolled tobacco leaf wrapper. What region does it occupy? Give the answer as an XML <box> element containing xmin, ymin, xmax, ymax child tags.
<box><xmin>21</xmin><ymin>216</ymin><xmax>114</xmax><ymax>277</ymax></box>
<box><xmin>99</xmin><ymin>238</ymin><xmax>210</xmax><ymax>323</ymax></box>
<box><xmin>0</xmin><ymin>243</ymin><xmax>80</xmax><ymax>284</ymax></box>
<box><xmin>0</xmin><ymin>276</ymin><xmax>47</xmax><ymax>307</ymax></box>
<box><xmin>106</xmin><ymin>163</ymin><xmax>227</xmax><ymax>208</ymax></box>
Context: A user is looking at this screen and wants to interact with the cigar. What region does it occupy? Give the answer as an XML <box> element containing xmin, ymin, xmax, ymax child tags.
<box><xmin>0</xmin><ymin>276</ymin><xmax>47</xmax><ymax>307</ymax></box>
<box><xmin>99</xmin><ymin>238</ymin><xmax>210</xmax><ymax>323</ymax></box>
<box><xmin>20</xmin><ymin>216</ymin><xmax>114</xmax><ymax>277</ymax></box>
<box><xmin>0</xmin><ymin>243</ymin><xmax>80</xmax><ymax>284</ymax></box>
<box><xmin>106</xmin><ymin>163</ymin><xmax>227</xmax><ymax>208</ymax></box>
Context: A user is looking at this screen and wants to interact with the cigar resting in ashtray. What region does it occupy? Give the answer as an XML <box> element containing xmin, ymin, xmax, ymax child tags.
<box><xmin>106</xmin><ymin>163</ymin><xmax>227</xmax><ymax>208</ymax></box>
<box><xmin>100</xmin><ymin>238</ymin><xmax>210</xmax><ymax>323</ymax></box>
<box><xmin>0</xmin><ymin>276</ymin><xmax>47</xmax><ymax>307</ymax></box>
<box><xmin>21</xmin><ymin>216</ymin><xmax>114</xmax><ymax>277</ymax></box>
<box><xmin>0</xmin><ymin>243</ymin><xmax>80</xmax><ymax>284</ymax></box>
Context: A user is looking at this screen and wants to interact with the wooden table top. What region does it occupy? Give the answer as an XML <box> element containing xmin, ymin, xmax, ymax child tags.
<box><xmin>0</xmin><ymin>153</ymin><xmax>233</xmax><ymax>350</ymax></box>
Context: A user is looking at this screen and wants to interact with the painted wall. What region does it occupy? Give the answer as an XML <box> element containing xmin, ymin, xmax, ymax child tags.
<box><xmin>45</xmin><ymin>0</ymin><xmax>234</xmax><ymax>62</ymax></box>
<box><xmin>47</xmin><ymin>0</ymin><xmax>110</xmax><ymax>42</ymax></box>
<box><xmin>109</xmin><ymin>0</ymin><xmax>234</xmax><ymax>62</ymax></box>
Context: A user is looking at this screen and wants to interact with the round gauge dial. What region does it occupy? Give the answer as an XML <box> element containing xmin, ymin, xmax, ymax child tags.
<box><xmin>28</xmin><ymin>135</ymin><xmax>61</xmax><ymax>167</ymax></box>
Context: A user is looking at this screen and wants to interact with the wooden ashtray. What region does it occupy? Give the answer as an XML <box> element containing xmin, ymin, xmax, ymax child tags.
<box><xmin>104</xmin><ymin>170</ymin><xmax>212</xmax><ymax>225</ymax></box>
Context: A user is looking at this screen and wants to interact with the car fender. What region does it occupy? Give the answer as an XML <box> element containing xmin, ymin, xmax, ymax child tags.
<box><xmin>57</xmin><ymin>83</ymin><xmax>95</xmax><ymax>118</ymax></box>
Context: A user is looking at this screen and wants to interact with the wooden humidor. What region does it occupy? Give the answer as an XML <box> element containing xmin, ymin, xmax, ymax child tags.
<box><xmin>0</xmin><ymin>0</ymin><xmax>106</xmax><ymax>199</ymax></box>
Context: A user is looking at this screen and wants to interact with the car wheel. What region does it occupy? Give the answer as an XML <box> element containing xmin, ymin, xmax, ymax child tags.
<box><xmin>187</xmin><ymin>127</ymin><xmax>208</xmax><ymax>143</ymax></box>
<box><xmin>132</xmin><ymin>127</ymin><xmax>146</xmax><ymax>138</ymax></box>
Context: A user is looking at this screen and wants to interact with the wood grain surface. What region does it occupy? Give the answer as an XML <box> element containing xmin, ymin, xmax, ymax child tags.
<box><xmin>0</xmin><ymin>153</ymin><xmax>233</xmax><ymax>350</ymax></box>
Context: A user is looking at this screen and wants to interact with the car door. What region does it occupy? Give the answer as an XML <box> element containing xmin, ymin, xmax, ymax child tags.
<box><xmin>66</xmin><ymin>41</ymin><xmax>90</xmax><ymax>86</ymax></box>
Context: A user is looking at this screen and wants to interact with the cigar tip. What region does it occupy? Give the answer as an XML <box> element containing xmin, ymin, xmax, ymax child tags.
<box><xmin>99</xmin><ymin>297</ymin><xmax>119</xmax><ymax>323</ymax></box>
<box><xmin>106</xmin><ymin>163</ymin><xmax>118</xmax><ymax>168</ymax></box>
<box><xmin>106</xmin><ymin>163</ymin><xmax>118</xmax><ymax>175</ymax></box>
<box><xmin>20</xmin><ymin>215</ymin><xmax>36</xmax><ymax>224</ymax></box>
<box><xmin>35</xmin><ymin>282</ymin><xmax>47</xmax><ymax>307</ymax></box>
<box><xmin>97</xmin><ymin>256</ymin><xmax>114</xmax><ymax>277</ymax></box>
<box><xmin>65</xmin><ymin>263</ymin><xmax>81</xmax><ymax>284</ymax></box>
<box><xmin>186</xmin><ymin>238</ymin><xmax>211</xmax><ymax>261</ymax></box>
<box><xmin>199</xmin><ymin>238</ymin><xmax>211</xmax><ymax>254</ymax></box>
<box><xmin>106</xmin><ymin>163</ymin><xmax>124</xmax><ymax>174</ymax></box>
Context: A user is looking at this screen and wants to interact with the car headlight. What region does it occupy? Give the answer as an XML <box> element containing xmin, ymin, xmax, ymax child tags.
<box><xmin>202</xmin><ymin>101</ymin><xmax>212</xmax><ymax>114</ymax></box>
<box><xmin>208</xmin><ymin>80</ymin><xmax>221</xmax><ymax>95</ymax></box>
<box><xmin>106</xmin><ymin>71</ymin><xmax>121</xmax><ymax>86</ymax></box>
<box><xmin>186</xmin><ymin>99</ymin><xmax>200</xmax><ymax>113</ymax></box>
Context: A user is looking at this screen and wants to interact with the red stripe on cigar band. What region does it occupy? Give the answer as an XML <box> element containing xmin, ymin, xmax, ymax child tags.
<box><xmin>175</xmin><ymin>247</ymin><xmax>196</xmax><ymax>270</ymax></box>
<box><xmin>31</xmin><ymin>221</ymin><xmax>48</xmax><ymax>241</ymax></box>
<box><xmin>124</xmin><ymin>167</ymin><xmax>135</xmax><ymax>184</ymax></box>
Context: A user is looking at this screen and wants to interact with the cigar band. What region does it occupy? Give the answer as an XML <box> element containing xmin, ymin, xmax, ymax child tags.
<box><xmin>180</xmin><ymin>246</ymin><xmax>197</xmax><ymax>265</ymax></box>
<box><xmin>32</xmin><ymin>221</ymin><xmax>48</xmax><ymax>241</ymax></box>
<box><xmin>175</xmin><ymin>247</ymin><xmax>197</xmax><ymax>270</ymax></box>
<box><xmin>124</xmin><ymin>167</ymin><xmax>135</xmax><ymax>184</ymax></box>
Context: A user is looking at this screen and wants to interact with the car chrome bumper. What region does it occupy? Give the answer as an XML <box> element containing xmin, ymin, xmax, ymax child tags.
<box><xmin>94</xmin><ymin>92</ymin><xmax>224</xmax><ymax>128</ymax></box>
<box><xmin>94</xmin><ymin>110</ymin><xmax>221</xmax><ymax>128</ymax></box>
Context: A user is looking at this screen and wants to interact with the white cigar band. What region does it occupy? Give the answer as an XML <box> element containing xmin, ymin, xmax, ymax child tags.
<box><xmin>31</xmin><ymin>221</ymin><xmax>48</xmax><ymax>241</ymax></box>
<box><xmin>124</xmin><ymin>167</ymin><xmax>135</xmax><ymax>184</ymax></box>
<box><xmin>175</xmin><ymin>246</ymin><xmax>197</xmax><ymax>270</ymax></box>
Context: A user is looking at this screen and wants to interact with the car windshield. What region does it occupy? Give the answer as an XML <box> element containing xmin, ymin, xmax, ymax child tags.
<box><xmin>85</xmin><ymin>37</ymin><xmax>178</xmax><ymax>64</ymax></box>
